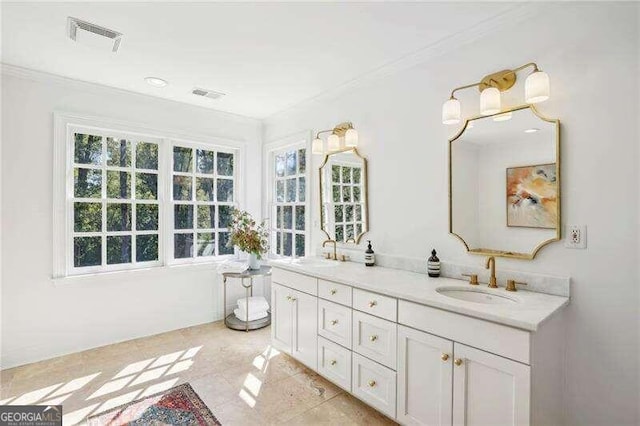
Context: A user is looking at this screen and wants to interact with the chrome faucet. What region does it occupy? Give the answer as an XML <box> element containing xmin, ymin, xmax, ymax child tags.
<box><xmin>322</xmin><ymin>239</ymin><xmax>337</xmax><ymax>260</ymax></box>
<box><xmin>485</xmin><ymin>256</ymin><xmax>498</xmax><ymax>288</ymax></box>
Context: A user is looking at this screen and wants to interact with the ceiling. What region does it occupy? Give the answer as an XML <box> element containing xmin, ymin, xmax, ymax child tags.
<box><xmin>1</xmin><ymin>2</ymin><xmax>519</xmax><ymax>119</ymax></box>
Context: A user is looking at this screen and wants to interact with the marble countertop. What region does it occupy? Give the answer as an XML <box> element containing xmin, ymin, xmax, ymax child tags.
<box><xmin>269</xmin><ymin>258</ymin><xmax>569</xmax><ymax>332</ymax></box>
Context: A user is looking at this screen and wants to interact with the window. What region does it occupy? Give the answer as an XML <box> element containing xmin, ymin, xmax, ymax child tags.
<box><xmin>171</xmin><ymin>145</ymin><xmax>236</xmax><ymax>260</ymax></box>
<box><xmin>330</xmin><ymin>162</ymin><xmax>364</xmax><ymax>242</ymax></box>
<box><xmin>271</xmin><ymin>146</ymin><xmax>307</xmax><ymax>257</ymax></box>
<box><xmin>71</xmin><ymin>132</ymin><xmax>160</xmax><ymax>272</ymax></box>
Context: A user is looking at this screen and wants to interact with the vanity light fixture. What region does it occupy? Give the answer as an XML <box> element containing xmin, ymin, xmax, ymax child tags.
<box><xmin>442</xmin><ymin>62</ymin><xmax>550</xmax><ymax>124</ymax></box>
<box><xmin>312</xmin><ymin>122</ymin><xmax>358</xmax><ymax>155</ymax></box>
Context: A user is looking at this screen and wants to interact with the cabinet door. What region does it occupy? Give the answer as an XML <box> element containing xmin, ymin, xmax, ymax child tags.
<box><xmin>271</xmin><ymin>283</ymin><xmax>292</xmax><ymax>354</ymax></box>
<box><xmin>397</xmin><ymin>325</ymin><xmax>453</xmax><ymax>425</ymax></box>
<box><xmin>453</xmin><ymin>343</ymin><xmax>530</xmax><ymax>426</ymax></box>
<box><xmin>291</xmin><ymin>288</ymin><xmax>318</xmax><ymax>370</ymax></box>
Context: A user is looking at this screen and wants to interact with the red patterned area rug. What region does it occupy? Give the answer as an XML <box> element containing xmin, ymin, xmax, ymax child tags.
<box><xmin>87</xmin><ymin>383</ymin><xmax>221</xmax><ymax>425</ymax></box>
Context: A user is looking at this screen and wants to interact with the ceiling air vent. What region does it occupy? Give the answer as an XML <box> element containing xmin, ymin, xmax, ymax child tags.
<box><xmin>67</xmin><ymin>17</ymin><xmax>123</xmax><ymax>53</ymax></box>
<box><xmin>192</xmin><ymin>88</ymin><xmax>226</xmax><ymax>100</ymax></box>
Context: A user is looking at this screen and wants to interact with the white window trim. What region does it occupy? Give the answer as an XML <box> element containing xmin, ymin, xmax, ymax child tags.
<box><xmin>263</xmin><ymin>131</ymin><xmax>311</xmax><ymax>259</ymax></box>
<box><xmin>53</xmin><ymin>112</ymin><xmax>247</xmax><ymax>278</ymax></box>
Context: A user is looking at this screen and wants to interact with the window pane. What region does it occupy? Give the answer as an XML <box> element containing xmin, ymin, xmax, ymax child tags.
<box><xmin>74</xmin><ymin>168</ymin><xmax>102</xmax><ymax>198</ymax></box>
<box><xmin>173</xmin><ymin>176</ymin><xmax>192</xmax><ymax>201</ymax></box>
<box><xmin>353</xmin><ymin>167</ymin><xmax>361</xmax><ymax>184</ymax></box>
<box><xmin>298</xmin><ymin>177</ymin><xmax>306</xmax><ymax>202</ymax></box>
<box><xmin>295</xmin><ymin>206</ymin><xmax>305</xmax><ymax>231</ymax></box>
<box><xmin>74</xmin><ymin>236</ymin><xmax>102</xmax><ymax>267</ymax></box>
<box><xmin>106</xmin><ymin>203</ymin><xmax>132</xmax><ymax>231</ymax></box>
<box><xmin>197</xmin><ymin>233</ymin><xmax>216</xmax><ymax>256</ymax></box>
<box><xmin>173</xmin><ymin>146</ymin><xmax>193</xmax><ymax>172</ymax></box>
<box><xmin>74</xmin><ymin>202</ymin><xmax>101</xmax><ymax>232</ymax></box>
<box><xmin>283</xmin><ymin>233</ymin><xmax>292</xmax><ymax>256</ymax></box>
<box><xmin>276</xmin><ymin>232</ymin><xmax>282</xmax><ymax>255</ymax></box>
<box><xmin>276</xmin><ymin>180</ymin><xmax>284</xmax><ymax>202</ymax></box>
<box><xmin>217</xmin><ymin>152</ymin><xmax>234</xmax><ymax>176</ymax></box>
<box><xmin>137</xmin><ymin>234</ymin><xmax>158</xmax><ymax>262</ymax></box>
<box><xmin>196</xmin><ymin>149</ymin><xmax>214</xmax><ymax>174</ymax></box>
<box><xmin>353</xmin><ymin>186</ymin><xmax>361</xmax><ymax>202</ymax></box>
<box><xmin>283</xmin><ymin>206</ymin><xmax>292</xmax><ymax>229</ymax></box>
<box><xmin>135</xmin><ymin>173</ymin><xmax>158</xmax><ymax>200</ymax></box>
<box><xmin>174</xmin><ymin>205</ymin><xmax>193</xmax><ymax>229</ymax></box>
<box><xmin>334</xmin><ymin>205</ymin><xmax>344</xmax><ymax>223</ymax></box>
<box><xmin>342</xmin><ymin>186</ymin><xmax>352</xmax><ymax>202</ymax></box>
<box><xmin>107</xmin><ymin>235</ymin><xmax>132</xmax><ymax>265</ymax></box>
<box><xmin>355</xmin><ymin>223</ymin><xmax>362</xmax><ymax>237</ymax></box>
<box><xmin>174</xmin><ymin>233</ymin><xmax>193</xmax><ymax>259</ymax></box>
<box><xmin>346</xmin><ymin>224</ymin><xmax>354</xmax><ymax>241</ymax></box>
<box><xmin>295</xmin><ymin>234</ymin><xmax>305</xmax><ymax>257</ymax></box>
<box><xmin>355</xmin><ymin>204</ymin><xmax>362</xmax><ymax>221</ymax></box>
<box><xmin>218</xmin><ymin>206</ymin><xmax>233</xmax><ymax>228</ymax></box>
<box><xmin>136</xmin><ymin>204</ymin><xmax>158</xmax><ymax>231</ymax></box>
<box><xmin>217</xmin><ymin>179</ymin><xmax>233</xmax><ymax>202</ymax></box>
<box><xmin>342</xmin><ymin>167</ymin><xmax>352</xmax><ymax>183</ymax></box>
<box><xmin>106</xmin><ymin>171</ymin><xmax>131</xmax><ymax>199</ymax></box>
<box><xmin>298</xmin><ymin>149</ymin><xmax>306</xmax><ymax>174</ymax></box>
<box><xmin>275</xmin><ymin>154</ymin><xmax>285</xmax><ymax>177</ymax></box>
<box><xmin>136</xmin><ymin>142</ymin><xmax>158</xmax><ymax>170</ymax></box>
<box><xmin>332</xmin><ymin>185</ymin><xmax>340</xmax><ymax>202</ymax></box>
<box><xmin>332</xmin><ymin>165</ymin><xmax>340</xmax><ymax>183</ymax></box>
<box><xmin>286</xmin><ymin>151</ymin><xmax>297</xmax><ymax>176</ymax></box>
<box><xmin>285</xmin><ymin>178</ymin><xmax>296</xmax><ymax>202</ymax></box>
<box><xmin>218</xmin><ymin>232</ymin><xmax>233</xmax><ymax>255</ymax></box>
<box><xmin>74</xmin><ymin>134</ymin><xmax>102</xmax><ymax>165</ymax></box>
<box><xmin>276</xmin><ymin>206</ymin><xmax>282</xmax><ymax>228</ymax></box>
<box><xmin>336</xmin><ymin>225</ymin><xmax>344</xmax><ymax>242</ymax></box>
<box><xmin>345</xmin><ymin>205</ymin><xmax>354</xmax><ymax>222</ymax></box>
<box><xmin>197</xmin><ymin>205</ymin><xmax>215</xmax><ymax>229</ymax></box>
<box><xmin>196</xmin><ymin>178</ymin><xmax>214</xmax><ymax>201</ymax></box>
<box><xmin>106</xmin><ymin>138</ymin><xmax>131</xmax><ymax>167</ymax></box>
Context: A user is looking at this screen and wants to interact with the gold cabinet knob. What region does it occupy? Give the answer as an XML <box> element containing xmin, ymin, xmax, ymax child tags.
<box><xmin>330</xmin><ymin>359</ymin><xmax>337</xmax><ymax>366</ymax></box>
<box><xmin>369</xmin><ymin>335</ymin><xmax>378</xmax><ymax>342</ymax></box>
<box><xmin>368</xmin><ymin>380</ymin><xmax>376</xmax><ymax>387</ymax></box>
<box><xmin>330</xmin><ymin>319</ymin><xmax>338</xmax><ymax>326</ymax></box>
<box><xmin>441</xmin><ymin>353</ymin><xmax>450</xmax><ymax>362</ymax></box>
<box><xmin>368</xmin><ymin>301</ymin><xmax>377</xmax><ymax>308</ymax></box>
<box><xmin>286</xmin><ymin>295</ymin><xmax>292</xmax><ymax>301</ymax></box>
<box><xmin>330</xmin><ymin>289</ymin><xmax>337</xmax><ymax>295</ymax></box>
<box><xmin>454</xmin><ymin>358</ymin><xmax>463</xmax><ymax>366</ymax></box>
<box><xmin>290</xmin><ymin>297</ymin><xmax>297</xmax><ymax>302</ymax></box>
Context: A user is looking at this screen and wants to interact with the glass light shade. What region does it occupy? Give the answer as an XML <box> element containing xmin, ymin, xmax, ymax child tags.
<box><xmin>327</xmin><ymin>134</ymin><xmax>340</xmax><ymax>151</ymax></box>
<box><xmin>480</xmin><ymin>87</ymin><xmax>501</xmax><ymax>116</ymax></box>
<box><xmin>344</xmin><ymin>128</ymin><xmax>358</xmax><ymax>147</ymax></box>
<box><xmin>442</xmin><ymin>98</ymin><xmax>461</xmax><ymax>124</ymax></box>
<box><xmin>493</xmin><ymin>112</ymin><xmax>512</xmax><ymax>122</ymax></box>
<box><xmin>312</xmin><ymin>137</ymin><xmax>324</xmax><ymax>155</ymax></box>
<box><xmin>525</xmin><ymin>71</ymin><xmax>550</xmax><ymax>104</ymax></box>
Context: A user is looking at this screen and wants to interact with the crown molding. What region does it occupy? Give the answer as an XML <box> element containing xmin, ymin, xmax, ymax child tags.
<box><xmin>264</xmin><ymin>2</ymin><xmax>546</xmax><ymax>122</ymax></box>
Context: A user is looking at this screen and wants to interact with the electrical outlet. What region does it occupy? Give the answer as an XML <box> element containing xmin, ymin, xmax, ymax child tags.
<box><xmin>565</xmin><ymin>225</ymin><xmax>587</xmax><ymax>249</ymax></box>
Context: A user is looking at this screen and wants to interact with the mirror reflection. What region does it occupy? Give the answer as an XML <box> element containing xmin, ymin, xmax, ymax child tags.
<box><xmin>450</xmin><ymin>106</ymin><xmax>560</xmax><ymax>258</ymax></box>
<box><xmin>320</xmin><ymin>149</ymin><xmax>368</xmax><ymax>243</ymax></box>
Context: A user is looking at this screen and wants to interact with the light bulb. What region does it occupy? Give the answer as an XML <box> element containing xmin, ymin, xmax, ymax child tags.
<box><xmin>480</xmin><ymin>87</ymin><xmax>501</xmax><ymax>116</ymax></box>
<box><xmin>312</xmin><ymin>137</ymin><xmax>324</xmax><ymax>155</ymax></box>
<box><xmin>327</xmin><ymin>134</ymin><xmax>340</xmax><ymax>151</ymax></box>
<box><xmin>345</xmin><ymin>128</ymin><xmax>358</xmax><ymax>147</ymax></box>
<box><xmin>525</xmin><ymin>71</ymin><xmax>550</xmax><ymax>104</ymax></box>
<box><xmin>493</xmin><ymin>112</ymin><xmax>512</xmax><ymax>122</ymax></box>
<box><xmin>442</xmin><ymin>98</ymin><xmax>461</xmax><ymax>125</ymax></box>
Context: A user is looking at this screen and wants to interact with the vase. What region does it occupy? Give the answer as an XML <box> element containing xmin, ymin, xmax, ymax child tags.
<box><xmin>247</xmin><ymin>253</ymin><xmax>260</xmax><ymax>270</ymax></box>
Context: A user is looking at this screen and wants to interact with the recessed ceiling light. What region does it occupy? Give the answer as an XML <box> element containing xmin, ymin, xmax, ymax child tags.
<box><xmin>145</xmin><ymin>77</ymin><xmax>168</xmax><ymax>88</ymax></box>
<box><xmin>524</xmin><ymin>128</ymin><xmax>540</xmax><ymax>133</ymax></box>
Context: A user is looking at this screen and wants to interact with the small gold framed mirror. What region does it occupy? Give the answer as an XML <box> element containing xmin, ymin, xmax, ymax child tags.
<box><xmin>449</xmin><ymin>105</ymin><xmax>560</xmax><ymax>259</ymax></box>
<box><xmin>319</xmin><ymin>148</ymin><xmax>369</xmax><ymax>243</ymax></box>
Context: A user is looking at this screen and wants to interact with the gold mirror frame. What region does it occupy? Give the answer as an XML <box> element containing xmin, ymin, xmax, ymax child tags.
<box><xmin>448</xmin><ymin>104</ymin><xmax>561</xmax><ymax>259</ymax></box>
<box><xmin>319</xmin><ymin>147</ymin><xmax>369</xmax><ymax>243</ymax></box>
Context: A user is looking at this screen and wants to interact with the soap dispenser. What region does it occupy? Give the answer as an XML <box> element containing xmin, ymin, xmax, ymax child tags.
<box><xmin>364</xmin><ymin>241</ymin><xmax>375</xmax><ymax>267</ymax></box>
<box><xmin>428</xmin><ymin>249</ymin><xmax>440</xmax><ymax>277</ymax></box>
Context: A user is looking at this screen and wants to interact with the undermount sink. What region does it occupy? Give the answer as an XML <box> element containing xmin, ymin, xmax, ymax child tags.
<box><xmin>436</xmin><ymin>287</ymin><xmax>519</xmax><ymax>305</ymax></box>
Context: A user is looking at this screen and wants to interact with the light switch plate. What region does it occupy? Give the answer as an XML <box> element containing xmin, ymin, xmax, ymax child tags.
<box><xmin>565</xmin><ymin>225</ymin><xmax>587</xmax><ymax>249</ymax></box>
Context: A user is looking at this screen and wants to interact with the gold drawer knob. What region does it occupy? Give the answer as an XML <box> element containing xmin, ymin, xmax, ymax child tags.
<box><xmin>368</xmin><ymin>301</ymin><xmax>377</xmax><ymax>308</ymax></box>
<box><xmin>441</xmin><ymin>353</ymin><xmax>450</xmax><ymax>362</ymax></box>
<box><xmin>330</xmin><ymin>359</ymin><xmax>337</xmax><ymax>366</ymax></box>
<box><xmin>369</xmin><ymin>335</ymin><xmax>378</xmax><ymax>342</ymax></box>
<box><xmin>330</xmin><ymin>289</ymin><xmax>337</xmax><ymax>295</ymax></box>
<box><xmin>290</xmin><ymin>297</ymin><xmax>297</xmax><ymax>302</ymax></box>
<box><xmin>368</xmin><ymin>380</ymin><xmax>376</xmax><ymax>387</ymax></box>
<box><xmin>454</xmin><ymin>358</ymin><xmax>463</xmax><ymax>366</ymax></box>
<box><xmin>330</xmin><ymin>320</ymin><xmax>338</xmax><ymax>326</ymax></box>
<box><xmin>286</xmin><ymin>295</ymin><xmax>292</xmax><ymax>301</ymax></box>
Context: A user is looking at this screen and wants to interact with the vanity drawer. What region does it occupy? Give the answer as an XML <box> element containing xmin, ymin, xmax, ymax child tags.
<box><xmin>353</xmin><ymin>288</ymin><xmax>397</xmax><ymax>322</ymax></box>
<box><xmin>317</xmin><ymin>336</ymin><xmax>352</xmax><ymax>392</ymax></box>
<box><xmin>318</xmin><ymin>279</ymin><xmax>352</xmax><ymax>306</ymax></box>
<box><xmin>398</xmin><ymin>300</ymin><xmax>530</xmax><ymax>364</ymax></box>
<box><xmin>318</xmin><ymin>299</ymin><xmax>352</xmax><ymax>348</ymax></box>
<box><xmin>352</xmin><ymin>352</ymin><xmax>396</xmax><ymax>419</ymax></box>
<box><xmin>352</xmin><ymin>311</ymin><xmax>397</xmax><ymax>369</ymax></box>
<box><xmin>271</xmin><ymin>267</ymin><xmax>318</xmax><ymax>296</ymax></box>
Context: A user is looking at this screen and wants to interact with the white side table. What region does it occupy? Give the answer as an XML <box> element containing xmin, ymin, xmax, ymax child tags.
<box><xmin>222</xmin><ymin>266</ymin><xmax>272</xmax><ymax>332</ymax></box>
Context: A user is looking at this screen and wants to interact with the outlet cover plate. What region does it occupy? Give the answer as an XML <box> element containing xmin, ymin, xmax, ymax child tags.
<box><xmin>565</xmin><ymin>225</ymin><xmax>587</xmax><ymax>249</ymax></box>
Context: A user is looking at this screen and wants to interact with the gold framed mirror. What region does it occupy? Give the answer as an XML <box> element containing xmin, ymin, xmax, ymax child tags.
<box><xmin>319</xmin><ymin>148</ymin><xmax>369</xmax><ymax>243</ymax></box>
<box><xmin>449</xmin><ymin>105</ymin><xmax>560</xmax><ymax>259</ymax></box>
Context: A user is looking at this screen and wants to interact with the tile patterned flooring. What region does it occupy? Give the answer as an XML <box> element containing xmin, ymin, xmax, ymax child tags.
<box><xmin>0</xmin><ymin>321</ymin><xmax>397</xmax><ymax>425</ymax></box>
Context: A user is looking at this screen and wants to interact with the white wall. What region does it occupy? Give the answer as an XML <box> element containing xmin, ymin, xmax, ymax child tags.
<box><xmin>264</xmin><ymin>3</ymin><xmax>639</xmax><ymax>425</ymax></box>
<box><xmin>0</xmin><ymin>68</ymin><xmax>263</xmax><ymax>368</ymax></box>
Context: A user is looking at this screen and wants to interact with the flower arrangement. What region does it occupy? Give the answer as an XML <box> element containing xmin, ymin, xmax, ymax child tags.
<box><xmin>228</xmin><ymin>208</ymin><xmax>269</xmax><ymax>259</ymax></box>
